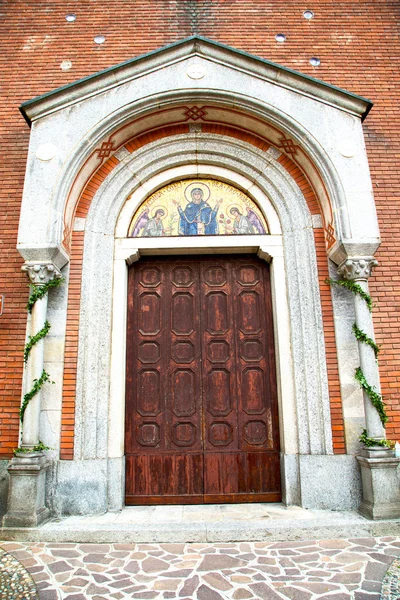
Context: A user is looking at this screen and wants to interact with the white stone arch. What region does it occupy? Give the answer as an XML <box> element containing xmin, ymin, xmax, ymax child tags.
<box><xmin>37</xmin><ymin>89</ymin><xmax>351</xmax><ymax>255</ymax></box>
<box><xmin>56</xmin><ymin>132</ymin><xmax>335</xmax><ymax>513</ymax></box>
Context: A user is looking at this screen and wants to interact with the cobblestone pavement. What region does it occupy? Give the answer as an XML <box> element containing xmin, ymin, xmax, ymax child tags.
<box><xmin>0</xmin><ymin>548</ymin><xmax>38</xmax><ymax>599</ymax></box>
<box><xmin>381</xmin><ymin>557</ymin><xmax>400</xmax><ymax>600</ymax></box>
<box><xmin>1</xmin><ymin>537</ymin><xmax>399</xmax><ymax>600</ymax></box>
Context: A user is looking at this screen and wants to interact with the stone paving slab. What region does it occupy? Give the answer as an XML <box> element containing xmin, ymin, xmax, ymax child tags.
<box><xmin>1</xmin><ymin>537</ymin><xmax>399</xmax><ymax>600</ymax></box>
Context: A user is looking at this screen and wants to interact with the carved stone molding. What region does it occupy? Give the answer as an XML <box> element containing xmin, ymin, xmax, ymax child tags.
<box><xmin>22</xmin><ymin>263</ymin><xmax>62</xmax><ymax>286</ymax></box>
<box><xmin>337</xmin><ymin>257</ymin><xmax>378</xmax><ymax>281</ymax></box>
<box><xmin>126</xmin><ymin>250</ymin><xmax>140</xmax><ymax>266</ymax></box>
<box><xmin>257</xmin><ymin>247</ymin><xmax>272</xmax><ymax>263</ymax></box>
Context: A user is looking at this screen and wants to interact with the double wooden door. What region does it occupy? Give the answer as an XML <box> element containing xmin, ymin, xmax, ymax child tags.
<box><xmin>125</xmin><ymin>255</ymin><xmax>281</xmax><ymax>504</ymax></box>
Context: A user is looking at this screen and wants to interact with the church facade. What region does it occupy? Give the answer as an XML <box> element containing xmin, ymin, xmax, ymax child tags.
<box><xmin>1</xmin><ymin>3</ymin><xmax>399</xmax><ymax>525</ymax></box>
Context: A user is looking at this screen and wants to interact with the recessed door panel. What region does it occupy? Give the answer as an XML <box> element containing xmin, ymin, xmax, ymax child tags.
<box><xmin>172</xmin><ymin>369</ymin><xmax>196</xmax><ymax>417</ymax></box>
<box><xmin>138</xmin><ymin>293</ymin><xmax>161</xmax><ymax>335</ymax></box>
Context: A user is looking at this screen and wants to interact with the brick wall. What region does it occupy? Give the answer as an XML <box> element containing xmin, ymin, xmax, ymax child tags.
<box><xmin>1</xmin><ymin>1</ymin><xmax>399</xmax><ymax>457</ymax></box>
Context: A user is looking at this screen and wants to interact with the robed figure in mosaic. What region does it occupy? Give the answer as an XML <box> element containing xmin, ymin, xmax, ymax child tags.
<box><xmin>173</xmin><ymin>186</ymin><xmax>222</xmax><ymax>235</ymax></box>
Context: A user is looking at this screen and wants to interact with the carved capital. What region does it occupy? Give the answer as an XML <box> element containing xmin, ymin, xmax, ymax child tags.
<box><xmin>337</xmin><ymin>257</ymin><xmax>378</xmax><ymax>281</ymax></box>
<box><xmin>22</xmin><ymin>263</ymin><xmax>62</xmax><ymax>286</ymax></box>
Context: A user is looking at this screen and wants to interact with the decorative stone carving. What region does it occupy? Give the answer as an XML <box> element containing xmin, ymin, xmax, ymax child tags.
<box><xmin>337</xmin><ymin>257</ymin><xmax>378</xmax><ymax>281</ymax></box>
<box><xmin>126</xmin><ymin>250</ymin><xmax>140</xmax><ymax>266</ymax></box>
<box><xmin>21</xmin><ymin>263</ymin><xmax>62</xmax><ymax>286</ymax></box>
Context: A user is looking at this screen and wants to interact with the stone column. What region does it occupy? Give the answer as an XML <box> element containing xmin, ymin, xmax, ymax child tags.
<box><xmin>338</xmin><ymin>257</ymin><xmax>400</xmax><ymax>519</ymax></box>
<box><xmin>3</xmin><ymin>262</ymin><xmax>61</xmax><ymax>527</ymax></box>
<box><xmin>337</xmin><ymin>257</ymin><xmax>385</xmax><ymax>441</ymax></box>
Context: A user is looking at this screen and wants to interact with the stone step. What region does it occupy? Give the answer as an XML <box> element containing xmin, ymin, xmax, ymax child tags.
<box><xmin>1</xmin><ymin>504</ymin><xmax>400</xmax><ymax>544</ymax></box>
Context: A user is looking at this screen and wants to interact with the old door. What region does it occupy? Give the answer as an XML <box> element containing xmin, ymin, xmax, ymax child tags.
<box><xmin>125</xmin><ymin>255</ymin><xmax>281</xmax><ymax>504</ymax></box>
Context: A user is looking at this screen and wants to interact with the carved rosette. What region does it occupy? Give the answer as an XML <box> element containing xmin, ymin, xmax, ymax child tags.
<box><xmin>22</xmin><ymin>263</ymin><xmax>62</xmax><ymax>286</ymax></box>
<box><xmin>337</xmin><ymin>257</ymin><xmax>378</xmax><ymax>281</ymax></box>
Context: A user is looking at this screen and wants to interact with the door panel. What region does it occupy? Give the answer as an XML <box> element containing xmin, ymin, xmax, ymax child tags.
<box><xmin>125</xmin><ymin>259</ymin><xmax>203</xmax><ymax>504</ymax></box>
<box><xmin>125</xmin><ymin>255</ymin><xmax>281</xmax><ymax>504</ymax></box>
<box><xmin>201</xmin><ymin>257</ymin><xmax>280</xmax><ymax>501</ymax></box>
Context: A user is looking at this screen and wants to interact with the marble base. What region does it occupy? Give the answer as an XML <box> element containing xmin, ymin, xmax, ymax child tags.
<box><xmin>356</xmin><ymin>451</ymin><xmax>400</xmax><ymax>520</ymax></box>
<box><xmin>2</xmin><ymin>452</ymin><xmax>51</xmax><ymax>527</ymax></box>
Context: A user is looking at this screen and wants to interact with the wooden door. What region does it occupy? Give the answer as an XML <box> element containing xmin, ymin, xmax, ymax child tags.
<box><xmin>125</xmin><ymin>255</ymin><xmax>281</xmax><ymax>505</ymax></box>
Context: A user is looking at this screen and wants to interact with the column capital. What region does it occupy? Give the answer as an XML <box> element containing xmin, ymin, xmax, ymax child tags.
<box><xmin>337</xmin><ymin>257</ymin><xmax>378</xmax><ymax>281</ymax></box>
<box><xmin>22</xmin><ymin>262</ymin><xmax>62</xmax><ymax>286</ymax></box>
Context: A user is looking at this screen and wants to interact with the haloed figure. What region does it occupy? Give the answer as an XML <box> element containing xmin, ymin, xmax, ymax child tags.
<box><xmin>174</xmin><ymin>188</ymin><xmax>221</xmax><ymax>235</ymax></box>
<box><xmin>142</xmin><ymin>209</ymin><xmax>165</xmax><ymax>237</ymax></box>
<box><xmin>229</xmin><ymin>207</ymin><xmax>254</xmax><ymax>234</ymax></box>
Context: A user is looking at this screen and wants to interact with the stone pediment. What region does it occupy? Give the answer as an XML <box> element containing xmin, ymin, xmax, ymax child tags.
<box><xmin>20</xmin><ymin>35</ymin><xmax>372</xmax><ymax>125</ymax></box>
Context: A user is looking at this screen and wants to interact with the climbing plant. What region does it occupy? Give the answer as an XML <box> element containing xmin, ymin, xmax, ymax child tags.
<box><xmin>352</xmin><ymin>323</ymin><xmax>380</xmax><ymax>359</ymax></box>
<box><xmin>326</xmin><ymin>277</ymin><xmax>393</xmax><ymax>448</ymax></box>
<box><xmin>359</xmin><ymin>429</ymin><xmax>394</xmax><ymax>450</ymax></box>
<box><xmin>16</xmin><ymin>276</ymin><xmax>63</xmax><ymax>450</ymax></box>
<box><xmin>26</xmin><ymin>278</ymin><xmax>64</xmax><ymax>313</ymax></box>
<box><xmin>354</xmin><ymin>367</ymin><xmax>388</xmax><ymax>427</ymax></box>
<box><xmin>23</xmin><ymin>320</ymin><xmax>51</xmax><ymax>364</ymax></box>
<box><xmin>325</xmin><ymin>278</ymin><xmax>373</xmax><ymax>312</ymax></box>
<box><xmin>20</xmin><ymin>370</ymin><xmax>53</xmax><ymax>423</ymax></box>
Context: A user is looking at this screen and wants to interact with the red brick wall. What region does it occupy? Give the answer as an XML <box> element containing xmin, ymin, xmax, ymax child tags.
<box><xmin>1</xmin><ymin>1</ymin><xmax>399</xmax><ymax>458</ymax></box>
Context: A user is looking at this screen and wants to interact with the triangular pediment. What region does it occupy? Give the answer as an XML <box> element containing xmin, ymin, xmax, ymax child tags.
<box><xmin>20</xmin><ymin>35</ymin><xmax>372</xmax><ymax>125</ymax></box>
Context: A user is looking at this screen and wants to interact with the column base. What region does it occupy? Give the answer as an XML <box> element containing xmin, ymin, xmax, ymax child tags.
<box><xmin>357</xmin><ymin>449</ymin><xmax>400</xmax><ymax>520</ymax></box>
<box><xmin>2</xmin><ymin>452</ymin><xmax>51</xmax><ymax>528</ymax></box>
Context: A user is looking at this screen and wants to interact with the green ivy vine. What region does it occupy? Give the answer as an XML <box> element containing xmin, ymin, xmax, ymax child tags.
<box><xmin>354</xmin><ymin>367</ymin><xmax>388</xmax><ymax>426</ymax></box>
<box><xmin>352</xmin><ymin>323</ymin><xmax>380</xmax><ymax>359</ymax></box>
<box><xmin>359</xmin><ymin>429</ymin><xmax>394</xmax><ymax>450</ymax></box>
<box><xmin>326</xmin><ymin>276</ymin><xmax>393</xmax><ymax>448</ymax></box>
<box><xmin>18</xmin><ymin>276</ymin><xmax>63</xmax><ymax>448</ymax></box>
<box><xmin>20</xmin><ymin>370</ymin><xmax>53</xmax><ymax>423</ymax></box>
<box><xmin>325</xmin><ymin>278</ymin><xmax>373</xmax><ymax>312</ymax></box>
<box><xmin>26</xmin><ymin>278</ymin><xmax>63</xmax><ymax>313</ymax></box>
<box><xmin>24</xmin><ymin>320</ymin><xmax>51</xmax><ymax>364</ymax></box>
<box><xmin>13</xmin><ymin>440</ymin><xmax>51</xmax><ymax>455</ymax></box>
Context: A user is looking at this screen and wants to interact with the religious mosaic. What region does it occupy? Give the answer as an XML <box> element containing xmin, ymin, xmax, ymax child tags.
<box><xmin>128</xmin><ymin>179</ymin><xmax>269</xmax><ymax>238</ymax></box>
